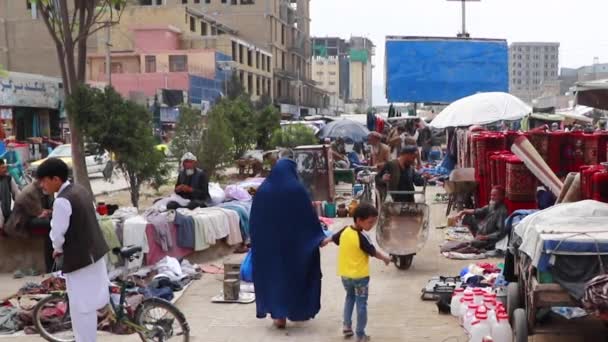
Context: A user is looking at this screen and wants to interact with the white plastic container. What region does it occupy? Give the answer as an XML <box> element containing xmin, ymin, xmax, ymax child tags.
<box><xmin>459</xmin><ymin>294</ymin><xmax>475</xmax><ymax>325</ymax></box>
<box><xmin>473</xmin><ymin>288</ymin><xmax>486</xmax><ymax>305</ymax></box>
<box><xmin>451</xmin><ymin>288</ymin><xmax>465</xmax><ymax>316</ymax></box>
<box><xmin>464</xmin><ymin>303</ymin><xmax>480</xmax><ymax>333</ymax></box>
<box><xmin>484</xmin><ymin>298</ymin><xmax>497</xmax><ymax>325</ymax></box>
<box><xmin>469</xmin><ymin>312</ymin><xmax>491</xmax><ymax>342</ymax></box>
<box><xmin>490</xmin><ymin>312</ymin><xmax>513</xmax><ymax>342</ymax></box>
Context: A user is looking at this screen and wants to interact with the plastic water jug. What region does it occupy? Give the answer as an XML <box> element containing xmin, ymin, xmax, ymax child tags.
<box><xmin>459</xmin><ymin>295</ymin><xmax>474</xmax><ymax>325</ymax></box>
<box><xmin>464</xmin><ymin>303</ymin><xmax>480</xmax><ymax>333</ymax></box>
<box><xmin>473</xmin><ymin>288</ymin><xmax>486</xmax><ymax>305</ymax></box>
<box><xmin>469</xmin><ymin>312</ymin><xmax>491</xmax><ymax>342</ymax></box>
<box><xmin>451</xmin><ymin>288</ymin><xmax>465</xmax><ymax>317</ymax></box>
<box><xmin>490</xmin><ymin>312</ymin><xmax>512</xmax><ymax>342</ymax></box>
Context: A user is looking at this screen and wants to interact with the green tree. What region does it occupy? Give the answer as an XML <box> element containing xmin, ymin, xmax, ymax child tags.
<box><xmin>170</xmin><ymin>106</ymin><xmax>205</xmax><ymax>160</ymax></box>
<box><xmin>171</xmin><ymin>105</ymin><xmax>233</xmax><ymax>178</ymax></box>
<box><xmin>253</xmin><ymin>101</ymin><xmax>281</xmax><ymax>150</ymax></box>
<box><xmin>68</xmin><ymin>85</ymin><xmax>169</xmax><ymax>207</ymax></box>
<box><xmin>200</xmin><ymin>107</ymin><xmax>234</xmax><ymax>177</ymax></box>
<box><xmin>32</xmin><ymin>0</ymin><xmax>126</xmax><ymax>195</ymax></box>
<box><xmin>219</xmin><ymin>96</ymin><xmax>256</xmax><ymax>159</ymax></box>
<box><xmin>270</xmin><ymin>124</ymin><xmax>318</xmax><ymax>149</ymax></box>
<box><xmin>226</xmin><ymin>72</ymin><xmax>246</xmax><ymax>100</ymax></box>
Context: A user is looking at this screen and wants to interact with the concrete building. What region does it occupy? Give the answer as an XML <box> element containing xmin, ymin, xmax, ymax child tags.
<box><xmin>0</xmin><ymin>0</ymin><xmax>86</xmax><ymax>77</ymax></box>
<box><xmin>168</xmin><ymin>0</ymin><xmax>328</xmax><ymax>116</ymax></box>
<box><xmin>97</xmin><ymin>5</ymin><xmax>273</xmax><ymax>102</ymax></box>
<box><xmin>509</xmin><ymin>42</ymin><xmax>560</xmax><ymax>102</ymax></box>
<box><xmin>311</xmin><ymin>36</ymin><xmax>374</xmax><ymax>114</ymax></box>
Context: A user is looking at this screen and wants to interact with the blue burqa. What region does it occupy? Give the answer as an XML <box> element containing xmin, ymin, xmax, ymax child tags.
<box><xmin>250</xmin><ymin>159</ymin><xmax>326</xmax><ymax>321</ymax></box>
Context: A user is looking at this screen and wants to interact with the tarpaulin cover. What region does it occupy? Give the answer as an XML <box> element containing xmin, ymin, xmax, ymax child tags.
<box><xmin>385</xmin><ymin>37</ymin><xmax>509</xmax><ymax>103</ymax></box>
<box><xmin>514</xmin><ymin>200</ymin><xmax>608</xmax><ymax>272</ymax></box>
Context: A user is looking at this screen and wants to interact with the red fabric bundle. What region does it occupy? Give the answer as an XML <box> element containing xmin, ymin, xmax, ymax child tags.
<box><xmin>595</xmin><ymin>131</ymin><xmax>608</xmax><ymax>163</ymax></box>
<box><xmin>583</xmin><ymin>134</ymin><xmax>600</xmax><ymax>165</ymax></box>
<box><xmin>506</xmin><ymin>155</ymin><xmax>537</xmax><ymax>203</ymax></box>
<box><xmin>581</xmin><ymin>165</ymin><xmax>605</xmax><ymax>200</ymax></box>
<box><xmin>496</xmin><ymin>153</ymin><xmax>512</xmax><ymax>189</ymax></box>
<box><xmin>592</xmin><ymin>169</ymin><xmax>608</xmax><ymax>203</ymax></box>
<box><xmin>505</xmin><ymin>131</ymin><xmax>523</xmax><ymax>151</ymax></box>
<box><xmin>505</xmin><ymin>198</ymin><xmax>537</xmax><ymax>213</ymax></box>
<box><xmin>548</xmin><ymin>131</ymin><xmax>568</xmax><ymax>175</ymax></box>
<box><xmin>570</xmin><ymin>132</ymin><xmax>586</xmax><ymax>173</ymax></box>
<box><xmin>528</xmin><ymin>130</ymin><xmax>550</xmax><ymax>163</ymax></box>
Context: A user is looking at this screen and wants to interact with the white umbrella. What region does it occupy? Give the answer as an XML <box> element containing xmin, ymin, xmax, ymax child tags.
<box><xmin>430</xmin><ymin>92</ymin><xmax>532</xmax><ymax>129</ymax></box>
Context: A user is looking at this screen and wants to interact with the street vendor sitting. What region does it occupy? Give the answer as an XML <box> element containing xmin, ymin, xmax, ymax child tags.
<box><xmin>375</xmin><ymin>145</ymin><xmax>426</xmax><ymax>203</ymax></box>
<box><xmin>166</xmin><ymin>152</ymin><xmax>210</xmax><ymax>210</ymax></box>
<box><xmin>456</xmin><ymin>186</ymin><xmax>509</xmax><ymax>250</ymax></box>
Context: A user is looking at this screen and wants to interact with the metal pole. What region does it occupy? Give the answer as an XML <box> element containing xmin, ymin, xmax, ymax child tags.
<box><xmin>461</xmin><ymin>0</ymin><xmax>466</xmax><ymax>36</ymax></box>
<box><xmin>105</xmin><ymin>23</ymin><xmax>112</xmax><ymax>85</ymax></box>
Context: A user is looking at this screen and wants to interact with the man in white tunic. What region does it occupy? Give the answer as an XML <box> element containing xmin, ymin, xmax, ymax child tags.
<box><xmin>36</xmin><ymin>158</ymin><xmax>110</xmax><ymax>342</ymax></box>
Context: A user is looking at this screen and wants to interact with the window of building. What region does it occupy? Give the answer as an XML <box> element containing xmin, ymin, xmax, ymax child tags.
<box><xmin>316</xmin><ymin>71</ymin><xmax>323</xmax><ymax>76</ymax></box>
<box><xmin>231</xmin><ymin>0</ymin><xmax>237</xmax><ymax>4</ymax></box>
<box><xmin>544</xmin><ymin>71</ymin><xmax>548</xmax><ymax>77</ymax></box>
<box><xmin>27</xmin><ymin>0</ymin><xmax>31</xmax><ymax>9</ymax></box>
<box><xmin>261</xmin><ymin>55</ymin><xmax>266</xmax><ymax>71</ymax></box>
<box><xmin>145</xmin><ymin>56</ymin><xmax>156</xmax><ymax>73</ymax></box>
<box><xmin>190</xmin><ymin>16</ymin><xmax>196</xmax><ymax>32</ymax></box>
<box><xmin>211</xmin><ymin>26</ymin><xmax>217</xmax><ymax>35</ymax></box>
<box><xmin>182</xmin><ymin>0</ymin><xmax>188</xmax><ymax>3</ymax></box>
<box><xmin>221</xmin><ymin>0</ymin><xmax>226</xmax><ymax>2</ymax></box>
<box><xmin>277</xmin><ymin>80</ymin><xmax>282</xmax><ymax>98</ymax></box>
<box><xmin>256</xmin><ymin>52</ymin><xmax>260</xmax><ymax>69</ymax></box>
<box><xmin>247</xmin><ymin>49</ymin><xmax>253</xmax><ymax>67</ymax></box>
<box><xmin>267</xmin><ymin>56</ymin><xmax>271</xmax><ymax>72</ymax></box>
<box><xmin>281</xmin><ymin>25</ymin><xmax>285</xmax><ymax>45</ymax></box>
<box><xmin>232</xmin><ymin>41</ymin><xmax>237</xmax><ymax>61</ymax></box>
<box><xmin>329</xmin><ymin>71</ymin><xmax>336</xmax><ymax>76</ymax></box>
<box><xmin>329</xmin><ymin>81</ymin><xmax>336</xmax><ymax>86</ymax></box>
<box><xmin>281</xmin><ymin>52</ymin><xmax>285</xmax><ymax>70</ymax></box>
<box><xmin>201</xmin><ymin>22</ymin><xmax>208</xmax><ymax>36</ymax></box>
<box><xmin>169</xmin><ymin>55</ymin><xmax>188</xmax><ymax>72</ymax></box>
<box><xmin>256</xmin><ymin>77</ymin><xmax>261</xmax><ymax>96</ymax></box>
<box><xmin>194</xmin><ymin>0</ymin><xmax>200</xmax><ymax>3</ymax></box>
<box><xmin>111</xmin><ymin>63</ymin><xmax>123</xmax><ymax>74</ymax></box>
<box><xmin>241</xmin><ymin>0</ymin><xmax>255</xmax><ymax>3</ymax></box>
<box><xmin>205</xmin><ymin>0</ymin><xmax>211</xmax><ymax>3</ymax></box>
<box><xmin>248</xmin><ymin>74</ymin><xmax>253</xmax><ymax>94</ymax></box>
<box><xmin>239</xmin><ymin>45</ymin><xmax>245</xmax><ymax>64</ymax></box>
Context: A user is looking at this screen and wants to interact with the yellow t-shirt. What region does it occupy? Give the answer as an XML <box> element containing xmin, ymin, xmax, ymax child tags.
<box><xmin>333</xmin><ymin>226</ymin><xmax>377</xmax><ymax>279</ymax></box>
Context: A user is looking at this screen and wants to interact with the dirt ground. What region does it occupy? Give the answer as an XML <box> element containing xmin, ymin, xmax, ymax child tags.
<box><xmin>2</xmin><ymin>187</ymin><xmax>601</xmax><ymax>342</ymax></box>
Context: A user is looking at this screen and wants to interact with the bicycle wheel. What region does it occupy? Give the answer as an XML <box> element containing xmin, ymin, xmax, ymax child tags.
<box><xmin>33</xmin><ymin>294</ymin><xmax>75</xmax><ymax>342</ymax></box>
<box><xmin>134</xmin><ymin>298</ymin><xmax>190</xmax><ymax>342</ymax></box>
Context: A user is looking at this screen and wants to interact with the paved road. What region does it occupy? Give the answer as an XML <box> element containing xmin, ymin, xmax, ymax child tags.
<box><xmin>2</xmin><ymin>187</ymin><xmax>600</xmax><ymax>342</ymax></box>
<box><xmin>90</xmin><ymin>174</ymin><xmax>130</xmax><ymax>196</ymax></box>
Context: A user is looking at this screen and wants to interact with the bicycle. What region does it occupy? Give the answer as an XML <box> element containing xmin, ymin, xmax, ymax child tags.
<box><xmin>32</xmin><ymin>246</ymin><xmax>190</xmax><ymax>342</ymax></box>
<box><xmin>355</xmin><ymin>167</ymin><xmax>378</xmax><ymax>204</ymax></box>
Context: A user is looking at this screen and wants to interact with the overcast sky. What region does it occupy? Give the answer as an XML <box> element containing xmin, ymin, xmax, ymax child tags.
<box><xmin>310</xmin><ymin>0</ymin><xmax>608</xmax><ymax>105</ymax></box>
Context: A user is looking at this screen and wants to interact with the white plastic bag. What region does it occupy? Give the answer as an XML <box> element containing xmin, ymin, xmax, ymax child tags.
<box><xmin>208</xmin><ymin>182</ymin><xmax>226</xmax><ymax>206</ymax></box>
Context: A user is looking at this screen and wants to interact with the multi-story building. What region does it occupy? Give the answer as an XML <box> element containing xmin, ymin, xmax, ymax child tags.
<box><xmin>0</xmin><ymin>0</ymin><xmax>89</xmax><ymax>77</ymax></box>
<box><xmin>311</xmin><ymin>36</ymin><xmax>374</xmax><ymax>114</ymax></box>
<box><xmin>509</xmin><ymin>42</ymin><xmax>560</xmax><ymax>103</ymax></box>
<box><xmin>172</xmin><ymin>0</ymin><xmax>327</xmax><ymax>115</ymax></box>
<box><xmin>95</xmin><ymin>5</ymin><xmax>273</xmax><ymax>103</ymax></box>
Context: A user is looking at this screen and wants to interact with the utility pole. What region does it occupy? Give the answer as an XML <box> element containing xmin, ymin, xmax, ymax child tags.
<box><xmin>105</xmin><ymin>22</ymin><xmax>112</xmax><ymax>85</ymax></box>
<box><xmin>447</xmin><ymin>0</ymin><xmax>480</xmax><ymax>38</ymax></box>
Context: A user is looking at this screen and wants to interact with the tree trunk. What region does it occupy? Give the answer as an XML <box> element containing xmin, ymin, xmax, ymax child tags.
<box><xmin>128</xmin><ymin>172</ymin><xmax>140</xmax><ymax>208</ymax></box>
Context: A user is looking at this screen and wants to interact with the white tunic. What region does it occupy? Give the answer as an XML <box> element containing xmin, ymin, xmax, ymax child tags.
<box><xmin>50</xmin><ymin>181</ymin><xmax>110</xmax><ymax>341</ymax></box>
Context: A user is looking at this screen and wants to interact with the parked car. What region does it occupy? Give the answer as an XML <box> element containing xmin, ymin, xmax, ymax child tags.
<box><xmin>28</xmin><ymin>144</ymin><xmax>110</xmax><ymax>177</ymax></box>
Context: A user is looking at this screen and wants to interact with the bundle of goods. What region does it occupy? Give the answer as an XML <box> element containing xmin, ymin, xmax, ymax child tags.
<box><xmin>505</xmin><ymin>155</ymin><xmax>537</xmax><ymax>212</ymax></box>
<box><xmin>471</xmin><ymin>133</ymin><xmax>506</xmax><ymax>206</ymax></box>
<box><xmin>591</xmin><ymin>163</ymin><xmax>608</xmax><ymax>203</ymax></box>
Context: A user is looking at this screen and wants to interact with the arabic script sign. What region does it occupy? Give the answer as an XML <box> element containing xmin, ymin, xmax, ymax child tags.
<box><xmin>0</xmin><ymin>72</ymin><xmax>63</xmax><ymax>109</ymax></box>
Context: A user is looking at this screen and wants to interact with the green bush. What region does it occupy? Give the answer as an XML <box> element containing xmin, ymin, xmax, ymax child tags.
<box><xmin>270</xmin><ymin>124</ymin><xmax>318</xmax><ymax>149</ymax></box>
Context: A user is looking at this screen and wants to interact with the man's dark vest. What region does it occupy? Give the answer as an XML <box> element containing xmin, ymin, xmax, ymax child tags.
<box><xmin>57</xmin><ymin>183</ymin><xmax>109</xmax><ymax>273</ymax></box>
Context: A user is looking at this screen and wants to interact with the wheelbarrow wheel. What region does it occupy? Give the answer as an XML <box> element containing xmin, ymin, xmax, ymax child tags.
<box><xmin>513</xmin><ymin>308</ymin><xmax>528</xmax><ymax>342</ymax></box>
<box><xmin>393</xmin><ymin>255</ymin><xmax>414</xmax><ymax>270</ymax></box>
<box><xmin>507</xmin><ymin>282</ymin><xmax>521</xmax><ymax>322</ymax></box>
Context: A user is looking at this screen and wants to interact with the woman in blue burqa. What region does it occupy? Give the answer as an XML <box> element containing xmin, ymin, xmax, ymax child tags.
<box><xmin>250</xmin><ymin>157</ymin><xmax>326</xmax><ymax>329</ymax></box>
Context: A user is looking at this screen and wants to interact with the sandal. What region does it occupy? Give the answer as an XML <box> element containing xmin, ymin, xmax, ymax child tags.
<box><xmin>343</xmin><ymin>328</ymin><xmax>354</xmax><ymax>338</ymax></box>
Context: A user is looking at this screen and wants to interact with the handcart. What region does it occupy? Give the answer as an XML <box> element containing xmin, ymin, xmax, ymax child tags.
<box><xmin>376</xmin><ymin>186</ymin><xmax>430</xmax><ymax>270</ymax></box>
<box><xmin>506</xmin><ymin>202</ymin><xmax>608</xmax><ymax>341</ymax></box>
